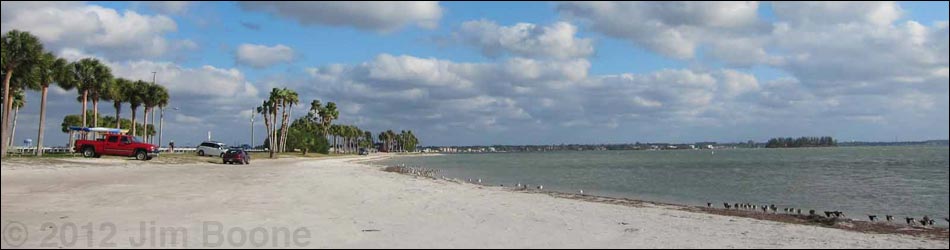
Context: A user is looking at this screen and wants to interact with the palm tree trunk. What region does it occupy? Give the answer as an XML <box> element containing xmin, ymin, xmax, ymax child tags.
<box><xmin>36</xmin><ymin>86</ymin><xmax>49</xmax><ymax>156</ymax></box>
<box><xmin>9</xmin><ymin>106</ymin><xmax>19</xmax><ymax>148</ymax></box>
<box><xmin>130</xmin><ymin>107</ymin><xmax>137</xmax><ymax>136</ymax></box>
<box><xmin>93</xmin><ymin>99</ymin><xmax>99</xmax><ymax>128</ymax></box>
<box><xmin>150</xmin><ymin>108</ymin><xmax>156</xmax><ymax>144</ymax></box>
<box><xmin>1</xmin><ymin>69</ymin><xmax>13</xmax><ymax>157</ymax></box>
<box><xmin>115</xmin><ymin>102</ymin><xmax>122</xmax><ymax>129</ymax></box>
<box><xmin>81</xmin><ymin>90</ymin><xmax>88</xmax><ymax>136</ymax></box>
<box><xmin>142</xmin><ymin>108</ymin><xmax>149</xmax><ymax>140</ymax></box>
<box><xmin>270</xmin><ymin>104</ymin><xmax>277</xmax><ymax>158</ymax></box>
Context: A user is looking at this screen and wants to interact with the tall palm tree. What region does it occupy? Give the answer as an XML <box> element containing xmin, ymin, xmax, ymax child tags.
<box><xmin>89</xmin><ymin>61</ymin><xmax>112</xmax><ymax>128</ymax></box>
<box><xmin>67</xmin><ymin>58</ymin><xmax>102</xmax><ymax>129</ymax></box>
<box><xmin>1</xmin><ymin>30</ymin><xmax>44</xmax><ymax>156</ymax></box>
<box><xmin>319</xmin><ymin>102</ymin><xmax>338</xmax><ymax>141</ymax></box>
<box><xmin>156</xmin><ymin>86</ymin><xmax>169</xmax><ymax>146</ymax></box>
<box><xmin>141</xmin><ymin>83</ymin><xmax>165</xmax><ymax>143</ymax></box>
<box><xmin>103</xmin><ymin>78</ymin><xmax>130</xmax><ymax>129</ymax></box>
<box><xmin>31</xmin><ymin>52</ymin><xmax>68</xmax><ymax>156</ymax></box>
<box><xmin>279</xmin><ymin>88</ymin><xmax>299</xmax><ymax>153</ymax></box>
<box><xmin>6</xmin><ymin>89</ymin><xmax>25</xmax><ymax>148</ymax></box>
<box><xmin>256</xmin><ymin>99</ymin><xmax>275</xmax><ymax>156</ymax></box>
<box><xmin>267</xmin><ymin>88</ymin><xmax>283</xmax><ymax>156</ymax></box>
<box><xmin>126</xmin><ymin>80</ymin><xmax>146</xmax><ymax>137</ymax></box>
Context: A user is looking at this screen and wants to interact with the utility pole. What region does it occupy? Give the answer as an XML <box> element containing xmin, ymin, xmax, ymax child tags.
<box><xmin>250</xmin><ymin>110</ymin><xmax>255</xmax><ymax>148</ymax></box>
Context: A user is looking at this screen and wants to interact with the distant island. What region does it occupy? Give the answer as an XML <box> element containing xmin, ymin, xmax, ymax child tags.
<box><xmin>765</xmin><ymin>137</ymin><xmax>837</xmax><ymax>148</ymax></box>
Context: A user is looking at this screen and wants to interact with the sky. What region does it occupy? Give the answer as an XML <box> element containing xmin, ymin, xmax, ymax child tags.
<box><xmin>1</xmin><ymin>1</ymin><xmax>948</xmax><ymax>147</ymax></box>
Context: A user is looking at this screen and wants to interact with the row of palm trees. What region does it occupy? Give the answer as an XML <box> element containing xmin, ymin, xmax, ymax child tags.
<box><xmin>378</xmin><ymin>130</ymin><xmax>419</xmax><ymax>153</ymax></box>
<box><xmin>255</xmin><ymin>87</ymin><xmax>422</xmax><ymax>158</ymax></box>
<box><xmin>328</xmin><ymin>124</ymin><xmax>373</xmax><ymax>154</ymax></box>
<box><xmin>1</xmin><ymin>30</ymin><xmax>170</xmax><ymax>157</ymax></box>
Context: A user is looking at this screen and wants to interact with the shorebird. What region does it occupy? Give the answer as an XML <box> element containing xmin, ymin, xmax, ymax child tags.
<box><xmin>868</xmin><ymin>215</ymin><xmax>878</xmax><ymax>222</ymax></box>
<box><xmin>477</xmin><ymin>179</ymin><xmax>482</xmax><ymax>184</ymax></box>
<box><xmin>579</xmin><ymin>190</ymin><xmax>584</xmax><ymax>195</ymax></box>
<box><xmin>886</xmin><ymin>215</ymin><xmax>894</xmax><ymax>222</ymax></box>
<box><xmin>537</xmin><ymin>185</ymin><xmax>543</xmax><ymax>190</ymax></box>
<box><xmin>921</xmin><ymin>216</ymin><xmax>932</xmax><ymax>226</ymax></box>
<box><xmin>824</xmin><ymin>211</ymin><xmax>834</xmax><ymax>218</ymax></box>
<box><xmin>724</xmin><ymin>203</ymin><xmax>732</xmax><ymax>209</ymax></box>
<box><xmin>796</xmin><ymin>209</ymin><xmax>802</xmax><ymax>215</ymax></box>
<box><xmin>944</xmin><ymin>218</ymin><xmax>949</xmax><ymax>223</ymax></box>
<box><xmin>707</xmin><ymin>203</ymin><xmax>712</xmax><ymax>208</ymax></box>
<box><xmin>809</xmin><ymin>210</ymin><xmax>817</xmax><ymax>216</ymax></box>
<box><xmin>906</xmin><ymin>217</ymin><xmax>916</xmax><ymax>225</ymax></box>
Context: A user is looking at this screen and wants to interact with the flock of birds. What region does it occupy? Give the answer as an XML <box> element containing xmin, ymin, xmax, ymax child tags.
<box><xmin>707</xmin><ymin>202</ymin><xmax>947</xmax><ymax>227</ymax></box>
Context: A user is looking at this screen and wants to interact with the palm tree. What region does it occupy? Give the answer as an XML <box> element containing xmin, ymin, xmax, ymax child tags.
<box><xmin>103</xmin><ymin>78</ymin><xmax>131</xmax><ymax>129</ymax></box>
<box><xmin>30</xmin><ymin>52</ymin><xmax>68</xmax><ymax>156</ymax></box>
<box><xmin>156</xmin><ymin>86</ymin><xmax>169</xmax><ymax>147</ymax></box>
<box><xmin>256</xmin><ymin>99</ymin><xmax>275</xmax><ymax>156</ymax></box>
<box><xmin>89</xmin><ymin>61</ymin><xmax>112</xmax><ymax>128</ymax></box>
<box><xmin>280</xmin><ymin>89</ymin><xmax>299</xmax><ymax>153</ymax></box>
<box><xmin>318</xmin><ymin>102</ymin><xmax>338</xmax><ymax>141</ymax></box>
<box><xmin>1</xmin><ymin>30</ymin><xmax>44</xmax><ymax>156</ymax></box>
<box><xmin>127</xmin><ymin>80</ymin><xmax>146</xmax><ymax>137</ymax></box>
<box><xmin>67</xmin><ymin>58</ymin><xmax>105</xmax><ymax>129</ymax></box>
<box><xmin>6</xmin><ymin>89</ymin><xmax>25</xmax><ymax>148</ymax></box>
<box><xmin>141</xmin><ymin>83</ymin><xmax>166</xmax><ymax>143</ymax></box>
<box><xmin>267</xmin><ymin>88</ymin><xmax>282</xmax><ymax>157</ymax></box>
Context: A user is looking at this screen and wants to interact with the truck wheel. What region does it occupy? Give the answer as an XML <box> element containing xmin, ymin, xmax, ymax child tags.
<box><xmin>82</xmin><ymin>147</ymin><xmax>96</xmax><ymax>158</ymax></box>
<box><xmin>135</xmin><ymin>150</ymin><xmax>148</xmax><ymax>161</ymax></box>
<box><xmin>198</xmin><ymin>150</ymin><xmax>205</xmax><ymax>156</ymax></box>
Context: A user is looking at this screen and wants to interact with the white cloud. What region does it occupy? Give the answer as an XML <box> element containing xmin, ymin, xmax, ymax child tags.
<box><xmin>142</xmin><ymin>1</ymin><xmax>193</xmax><ymax>15</ymax></box>
<box><xmin>558</xmin><ymin>1</ymin><xmax>764</xmax><ymax>60</ymax></box>
<box><xmin>1</xmin><ymin>1</ymin><xmax>193</xmax><ymax>60</ymax></box>
<box><xmin>772</xmin><ymin>1</ymin><xmax>903</xmax><ymax>27</ymax></box>
<box><xmin>235</xmin><ymin>44</ymin><xmax>296</xmax><ymax>68</ymax></box>
<box><xmin>455</xmin><ymin>20</ymin><xmax>594</xmax><ymax>59</ymax></box>
<box><xmin>238</xmin><ymin>1</ymin><xmax>443</xmax><ymax>33</ymax></box>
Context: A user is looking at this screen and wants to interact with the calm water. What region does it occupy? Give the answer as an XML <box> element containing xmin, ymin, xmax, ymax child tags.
<box><xmin>377</xmin><ymin>147</ymin><xmax>949</xmax><ymax>226</ymax></box>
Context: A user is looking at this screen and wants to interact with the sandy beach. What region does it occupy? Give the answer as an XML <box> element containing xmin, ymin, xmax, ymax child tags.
<box><xmin>1</xmin><ymin>155</ymin><xmax>947</xmax><ymax>249</ymax></box>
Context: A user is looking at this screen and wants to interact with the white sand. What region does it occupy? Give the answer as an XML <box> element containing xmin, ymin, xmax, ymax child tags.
<box><xmin>1</xmin><ymin>156</ymin><xmax>946</xmax><ymax>249</ymax></box>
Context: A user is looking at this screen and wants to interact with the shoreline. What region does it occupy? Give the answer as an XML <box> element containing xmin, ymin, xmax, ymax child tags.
<box><xmin>367</xmin><ymin>154</ymin><xmax>950</xmax><ymax>241</ymax></box>
<box><xmin>2</xmin><ymin>155</ymin><xmax>947</xmax><ymax>248</ymax></box>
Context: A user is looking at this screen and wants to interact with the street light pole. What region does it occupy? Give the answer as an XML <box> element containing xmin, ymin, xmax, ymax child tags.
<box><xmin>250</xmin><ymin>110</ymin><xmax>255</xmax><ymax>149</ymax></box>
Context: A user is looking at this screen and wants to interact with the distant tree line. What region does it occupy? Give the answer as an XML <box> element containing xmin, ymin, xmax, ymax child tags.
<box><xmin>765</xmin><ymin>137</ymin><xmax>837</xmax><ymax>148</ymax></box>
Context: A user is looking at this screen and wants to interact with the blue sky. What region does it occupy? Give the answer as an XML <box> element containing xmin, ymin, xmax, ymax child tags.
<box><xmin>2</xmin><ymin>1</ymin><xmax>948</xmax><ymax>147</ymax></box>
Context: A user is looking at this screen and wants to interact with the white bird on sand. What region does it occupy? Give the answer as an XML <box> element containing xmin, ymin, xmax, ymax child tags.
<box><xmin>477</xmin><ymin>179</ymin><xmax>482</xmax><ymax>184</ymax></box>
<box><xmin>537</xmin><ymin>185</ymin><xmax>544</xmax><ymax>190</ymax></box>
<box><xmin>579</xmin><ymin>190</ymin><xmax>584</xmax><ymax>195</ymax></box>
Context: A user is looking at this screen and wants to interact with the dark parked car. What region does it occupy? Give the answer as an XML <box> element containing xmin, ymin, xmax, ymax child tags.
<box><xmin>223</xmin><ymin>148</ymin><xmax>250</xmax><ymax>165</ymax></box>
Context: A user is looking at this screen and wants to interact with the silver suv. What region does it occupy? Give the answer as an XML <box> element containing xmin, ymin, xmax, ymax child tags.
<box><xmin>197</xmin><ymin>141</ymin><xmax>229</xmax><ymax>157</ymax></box>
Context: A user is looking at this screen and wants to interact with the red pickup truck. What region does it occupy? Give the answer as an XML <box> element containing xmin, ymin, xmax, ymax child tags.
<box><xmin>74</xmin><ymin>134</ymin><xmax>159</xmax><ymax>161</ymax></box>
